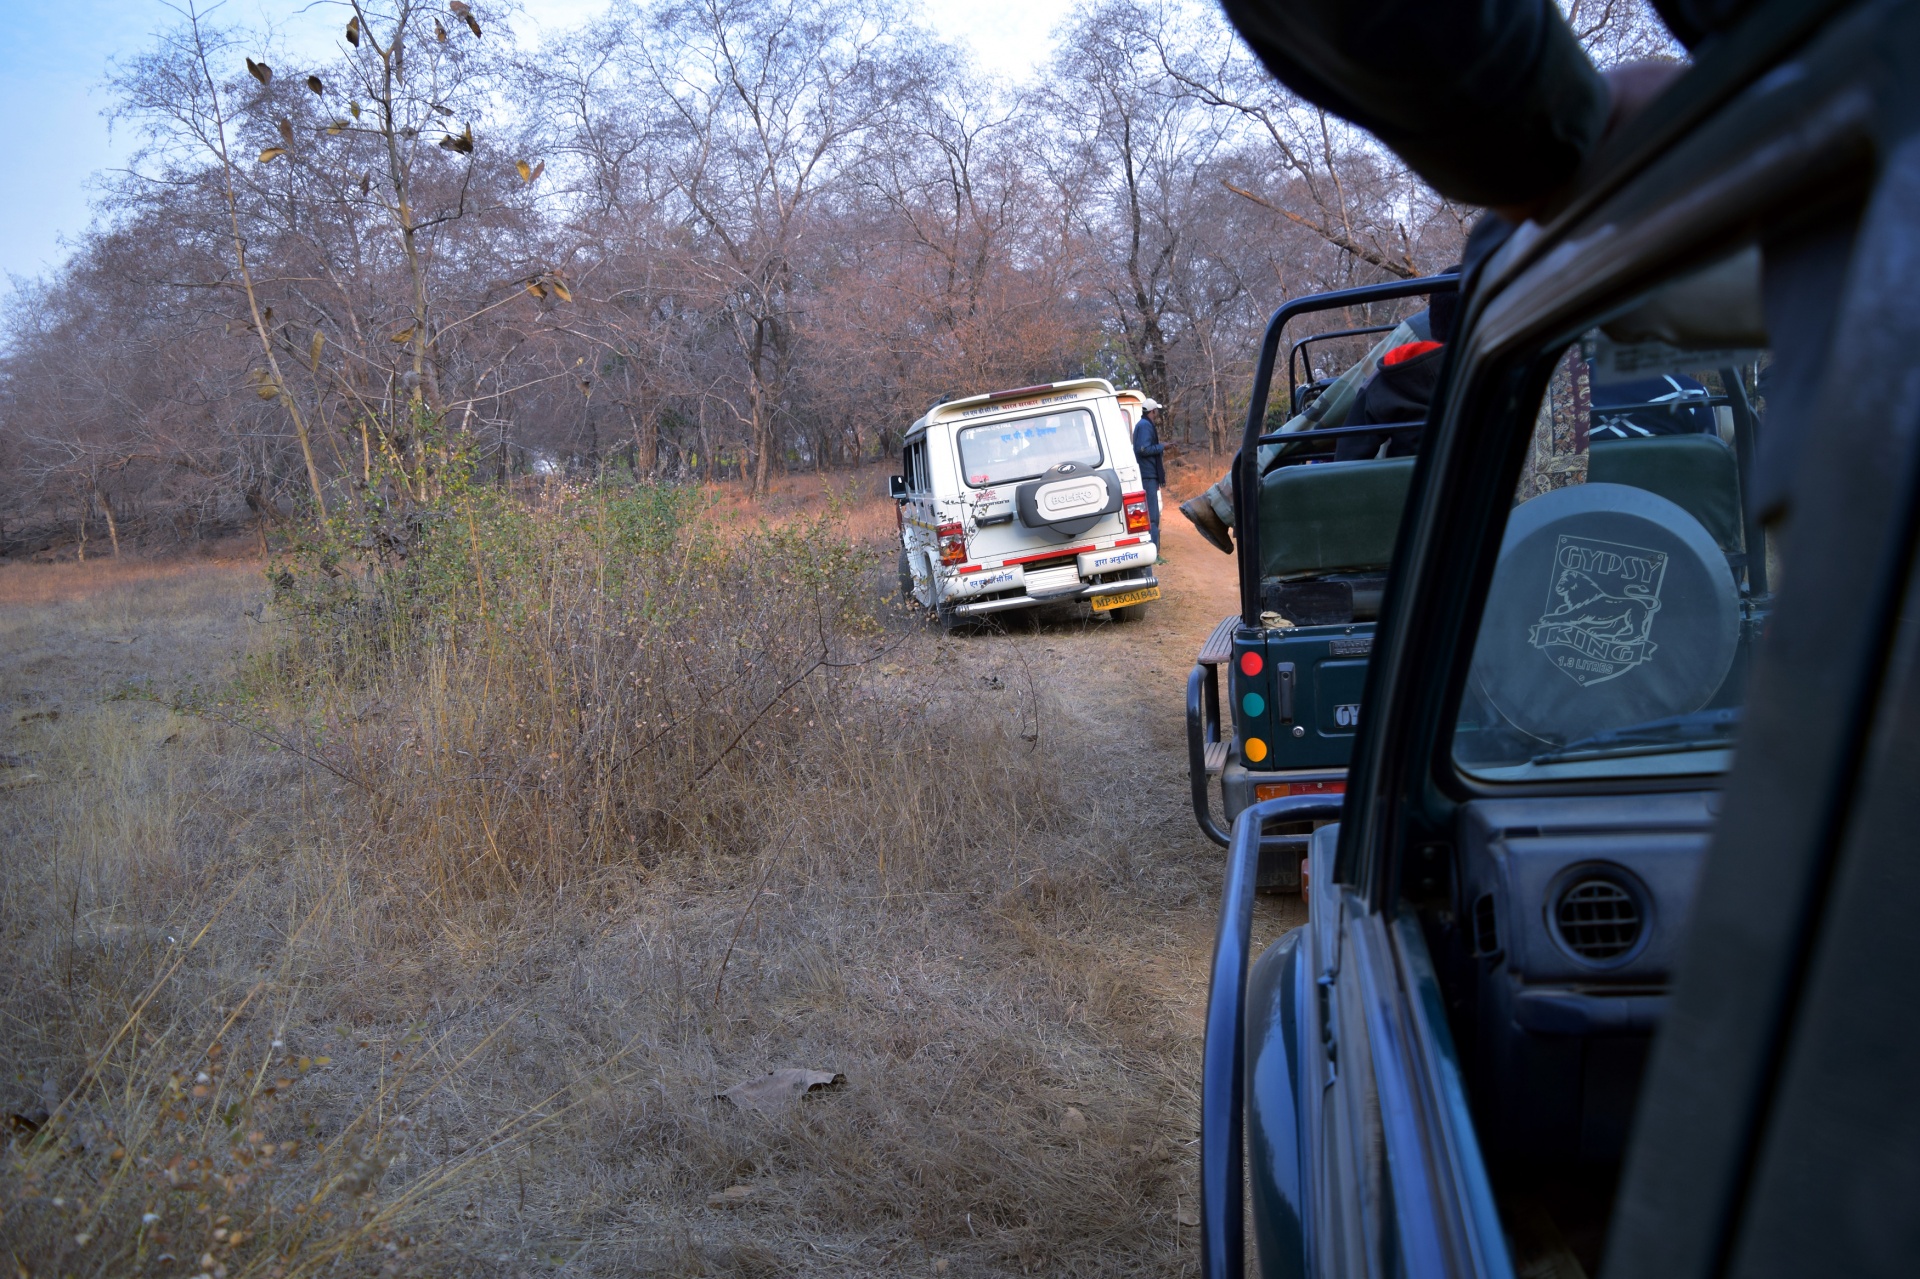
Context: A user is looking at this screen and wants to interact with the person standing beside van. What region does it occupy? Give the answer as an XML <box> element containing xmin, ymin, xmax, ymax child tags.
<box><xmin>1131</xmin><ymin>398</ymin><xmax>1167</xmax><ymax>557</ymax></box>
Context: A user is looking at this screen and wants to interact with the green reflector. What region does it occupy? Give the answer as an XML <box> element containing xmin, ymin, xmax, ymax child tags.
<box><xmin>1242</xmin><ymin>690</ymin><xmax>1266</xmax><ymax>718</ymax></box>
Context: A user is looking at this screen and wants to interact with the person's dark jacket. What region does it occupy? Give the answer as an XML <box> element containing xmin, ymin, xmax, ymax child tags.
<box><xmin>1132</xmin><ymin>413</ymin><xmax>1166</xmax><ymax>484</ymax></box>
<box><xmin>1215</xmin><ymin>0</ymin><xmax>1754</xmax><ymax>210</ymax></box>
<box><xmin>1334</xmin><ymin>343</ymin><xmax>1446</xmax><ymax>461</ymax></box>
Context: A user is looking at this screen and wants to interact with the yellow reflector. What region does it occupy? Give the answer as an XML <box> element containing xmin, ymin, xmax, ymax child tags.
<box><xmin>1244</xmin><ymin>737</ymin><xmax>1268</xmax><ymax>763</ymax></box>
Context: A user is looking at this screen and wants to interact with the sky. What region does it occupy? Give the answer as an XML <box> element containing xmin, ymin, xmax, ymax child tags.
<box><xmin>0</xmin><ymin>0</ymin><xmax>1078</xmax><ymax>293</ymax></box>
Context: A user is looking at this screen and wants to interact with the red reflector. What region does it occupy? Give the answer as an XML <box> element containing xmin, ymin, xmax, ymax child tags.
<box><xmin>1254</xmin><ymin>780</ymin><xmax>1346</xmax><ymax>800</ymax></box>
<box><xmin>1114</xmin><ymin>536</ymin><xmax>1141</xmax><ymax>547</ymax></box>
<box><xmin>1239</xmin><ymin>651</ymin><xmax>1263</xmax><ymax>678</ymax></box>
<box><xmin>958</xmin><ymin>564</ymin><xmax>981</xmax><ymax>574</ymax></box>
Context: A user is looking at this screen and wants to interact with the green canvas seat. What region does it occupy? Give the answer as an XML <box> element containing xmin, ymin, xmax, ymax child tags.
<box><xmin>1588</xmin><ymin>433</ymin><xmax>1744</xmax><ymax>553</ymax></box>
<box><xmin>1256</xmin><ymin>435</ymin><xmax>1742</xmax><ymax>582</ymax></box>
<box><xmin>1259</xmin><ymin>457</ymin><xmax>1416</xmax><ymax>579</ymax></box>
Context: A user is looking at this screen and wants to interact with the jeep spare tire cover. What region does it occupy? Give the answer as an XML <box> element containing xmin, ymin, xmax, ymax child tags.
<box><xmin>1013</xmin><ymin>462</ymin><xmax>1121</xmax><ymax>539</ymax></box>
<box><xmin>1469</xmin><ymin>482</ymin><xmax>1739</xmax><ymax>745</ymax></box>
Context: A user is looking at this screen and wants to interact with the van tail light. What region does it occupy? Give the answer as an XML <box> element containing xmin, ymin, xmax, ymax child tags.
<box><xmin>1122</xmin><ymin>492</ymin><xmax>1150</xmax><ymax>534</ymax></box>
<box><xmin>938</xmin><ymin>522</ymin><xmax>967</xmax><ymax>566</ymax></box>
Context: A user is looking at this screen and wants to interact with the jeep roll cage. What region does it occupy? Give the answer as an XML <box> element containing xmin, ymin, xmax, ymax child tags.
<box><xmin>1231</xmin><ymin>274</ymin><xmax>1460</xmax><ymax>628</ymax></box>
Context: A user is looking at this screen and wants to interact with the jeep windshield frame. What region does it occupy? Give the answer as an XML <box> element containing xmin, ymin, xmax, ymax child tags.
<box><xmin>954</xmin><ymin>407</ymin><xmax>1104</xmax><ymax>490</ymax></box>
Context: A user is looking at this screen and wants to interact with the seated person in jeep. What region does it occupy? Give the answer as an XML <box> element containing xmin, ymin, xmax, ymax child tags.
<box><xmin>1180</xmin><ymin>277</ymin><xmax>1461</xmax><ymax>551</ymax></box>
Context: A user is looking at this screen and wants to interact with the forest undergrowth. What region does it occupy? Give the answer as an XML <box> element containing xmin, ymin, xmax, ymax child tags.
<box><xmin>0</xmin><ymin>483</ymin><xmax>1203</xmax><ymax>1277</ymax></box>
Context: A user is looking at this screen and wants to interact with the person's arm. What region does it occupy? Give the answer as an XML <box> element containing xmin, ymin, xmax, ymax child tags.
<box><xmin>1133</xmin><ymin>419</ymin><xmax>1165</xmax><ymax>458</ymax></box>
<box><xmin>1217</xmin><ymin>0</ymin><xmax>1609</xmax><ymax>209</ymax></box>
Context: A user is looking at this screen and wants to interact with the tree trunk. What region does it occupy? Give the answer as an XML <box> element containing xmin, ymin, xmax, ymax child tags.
<box><xmin>93</xmin><ymin>483</ymin><xmax>121</xmax><ymax>557</ymax></box>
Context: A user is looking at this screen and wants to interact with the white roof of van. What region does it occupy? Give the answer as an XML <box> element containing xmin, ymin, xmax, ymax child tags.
<box><xmin>907</xmin><ymin>377</ymin><xmax>1116</xmax><ymax>439</ymax></box>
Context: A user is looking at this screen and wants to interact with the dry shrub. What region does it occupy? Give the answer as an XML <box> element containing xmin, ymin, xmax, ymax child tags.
<box><xmin>266</xmin><ymin>484</ymin><xmax>1074</xmax><ymax>899</ymax></box>
<box><xmin>3</xmin><ymin>490</ymin><xmax>1206</xmax><ymax>1277</ymax></box>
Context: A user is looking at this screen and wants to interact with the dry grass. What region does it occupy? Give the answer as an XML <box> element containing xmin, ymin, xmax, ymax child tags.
<box><xmin>1</xmin><ymin>489</ymin><xmax>1216</xmax><ymax>1277</ymax></box>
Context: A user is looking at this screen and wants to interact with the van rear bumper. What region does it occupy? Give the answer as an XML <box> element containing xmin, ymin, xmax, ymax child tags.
<box><xmin>949</xmin><ymin>572</ymin><xmax>1158</xmax><ymax>617</ymax></box>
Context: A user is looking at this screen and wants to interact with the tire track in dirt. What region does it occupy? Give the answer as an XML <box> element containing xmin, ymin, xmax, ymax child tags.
<box><xmin>916</xmin><ymin>498</ymin><xmax>1307</xmax><ymax>1044</ymax></box>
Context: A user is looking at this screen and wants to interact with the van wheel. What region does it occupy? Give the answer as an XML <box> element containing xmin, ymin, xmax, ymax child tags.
<box><xmin>1110</xmin><ymin>603</ymin><xmax>1148</xmax><ymax>623</ymax></box>
<box><xmin>896</xmin><ymin>550</ymin><xmax>914</xmax><ymax>602</ymax></box>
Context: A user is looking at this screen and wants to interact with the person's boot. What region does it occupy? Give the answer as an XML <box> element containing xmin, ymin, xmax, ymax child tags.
<box><xmin>1179</xmin><ymin>497</ymin><xmax>1234</xmax><ymax>554</ymax></box>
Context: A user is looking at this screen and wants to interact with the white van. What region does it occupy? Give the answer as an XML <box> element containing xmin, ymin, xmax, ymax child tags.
<box><xmin>890</xmin><ymin>377</ymin><xmax>1160</xmax><ymax>626</ymax></box>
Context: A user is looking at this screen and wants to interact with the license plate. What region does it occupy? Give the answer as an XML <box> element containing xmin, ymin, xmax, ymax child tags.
<box><xmin>1091</xmin><ymin>586</ymin><xmax>1161</xmax><ymax>611</ymax></box>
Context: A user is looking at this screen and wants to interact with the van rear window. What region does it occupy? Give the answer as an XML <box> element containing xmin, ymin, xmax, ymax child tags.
<box><xmin>956</xmin><ymin>409</ymin><xmax>1103</xmax><ymax>487</ymax></box>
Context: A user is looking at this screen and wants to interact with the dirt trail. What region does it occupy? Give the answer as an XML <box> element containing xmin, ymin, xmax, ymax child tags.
<box><xmin>918</xmin><ymin>497</ymin><xmax>1307</xmax><ymax>1030</ymax></box>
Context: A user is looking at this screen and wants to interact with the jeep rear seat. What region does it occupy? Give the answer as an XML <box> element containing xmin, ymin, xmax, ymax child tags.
<box><xmin>1258</xmin><ymin>456</ymin><xmax>1415</xmax><ymax>579</ymax></box>
<box><xmin>1588</xmin><ymin>433</ymin><xmax>1744</xmax><ymax>554</ymax></box>
<box><xmin>1255</xmin><ymin>435</ymin><xmax>1745</xmax><ymax>586</ymax></box>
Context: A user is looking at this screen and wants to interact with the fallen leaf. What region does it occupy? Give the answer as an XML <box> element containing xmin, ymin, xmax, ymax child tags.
<box><xmin>246</xmin><ymin>58</ymin><xmax>272</xmax><ymax>85</ymax></box>
<box><xmin>349</xmin><ymin>101</ymin><xmax>362</xmax><ymax>119</ymax></box>
<box><xmin>360</xmin><ymin>173</ymin><xmax>371</xmax><ymax>196</ymax></box>
<box><xmin>1176</xmin><ymin>1203</ymin><xmax>1200</xmax><ymax>1228</ymax></box>
<box><xmin>549</xmin><ymin>279</ymin><xmax>572</xmax><ymax>303</ymax></box>
<box><xmin>1061</xmin><ymin>1106</ymin><xmax>1087</xmax><ymax>1133</ymax></box>
<box><xmin>259</xmin><ymin>147</ymin><xmax>287</xmax><ymax>163</ymax></box>
<box><xmin>308</xmin><ymin>330</ymin><xmax>325</xmax><ymax>370</ymax></box>
<box><xmin>346</xmin><ymin>16</ymin><xmax>360</xmax><ymax>46</ymax></box>
<box><xmin>717</xmin><ymin>1068</ymin><xmax>844</xmax><ymax>1114</ymax></box>
<box><xmin>451</xmin><ymin>1</ymin><xmax>482</xmax><ymax>36</ymax></box>
<box><xmin>431</xmin><ymin>101</ymin><xmax>451</xmax><ymax>115</ymax></box>
<box><xmin>514</xmin><ymin>159</ymin><xmax>530</xmax><ymax>182</ymax></box>
<box><xmin>437</xmin><ymin>125</ymin><xmax>473</xmax><ymax>155</ymax></box>
<box><xmin>525</xmin><ymin>281</ymin><xmax>546</xmax><ymax>299</ymax></box>
<box><xmin>528</xmin><ymin>159</ymin><xmax>546</xmax><ymax>182</ymax></box>
<box><xmin>434</xmin><ymin>18</ymin><xmax>448</xmax><ymax>41</ymax></box>
<box><xmin>277</xmin><ymin>118</ymin><xmax>295</xmax><ymax>147</ymax></box>
<box><xmin>327</xmin><ymin>120</ymin><xmax>348</xmax><ymax>135</ymax></box>
<box><xmin>389</xmin><ymin>326</ymin><xmax>416</xmax><ymax>344</ymax></box>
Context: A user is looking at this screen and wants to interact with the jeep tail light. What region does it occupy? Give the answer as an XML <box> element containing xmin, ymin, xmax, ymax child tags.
<box><xmin>1122</xmin><ymin>492</ymin><xmax>1150</xmax><ymax>534</ymax></box>
<box><xmin>938</xmin><ymin>522</ymin><xmax>967</xmax><ymax>566</ymax></box>
<box><xmin>1254</xmin><ymin>780</ymin><xmax>1346</xmax><ymax>801</ymax></box>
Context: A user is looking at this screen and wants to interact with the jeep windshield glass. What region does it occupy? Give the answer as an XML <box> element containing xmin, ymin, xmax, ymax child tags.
<box><xmin>956</xmin><ymin>408</ymin><xmax>1102</xmax><ymax>488</ymax></box>
<box><xmin>1452</xmin><ymin>269</ymin><xmax>1773</xmax><ymax>782</ymax></box>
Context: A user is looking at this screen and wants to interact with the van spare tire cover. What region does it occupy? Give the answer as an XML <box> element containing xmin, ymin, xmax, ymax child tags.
<box><xmin>1469</xmin><ymin>482</ymin><xmax>1739</xmax><ymax>745</ymax></box>
<box><xmin>1013</xmin><ymin>463</ymin><xmax>1121</xmax><ymax>539</ymax></box>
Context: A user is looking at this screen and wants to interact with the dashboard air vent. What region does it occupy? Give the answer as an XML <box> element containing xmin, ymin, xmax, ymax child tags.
<box><xmin>1554</xmin><ymin>877</ymin><xmax>1643</xmax><ymax>962</ymax></box>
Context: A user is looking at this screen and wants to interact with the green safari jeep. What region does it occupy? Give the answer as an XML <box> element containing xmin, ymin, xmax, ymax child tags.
<box><xmin>1187</xmin><ymin>276</ymin><xmax>1771</xmax><ymax>894</ymax></box>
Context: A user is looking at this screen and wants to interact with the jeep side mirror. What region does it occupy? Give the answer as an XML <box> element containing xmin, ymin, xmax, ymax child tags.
<box><xmin>888</xmin><ymin>475</ymin><xmax>909</xmax><ymax>500</ymax></box>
